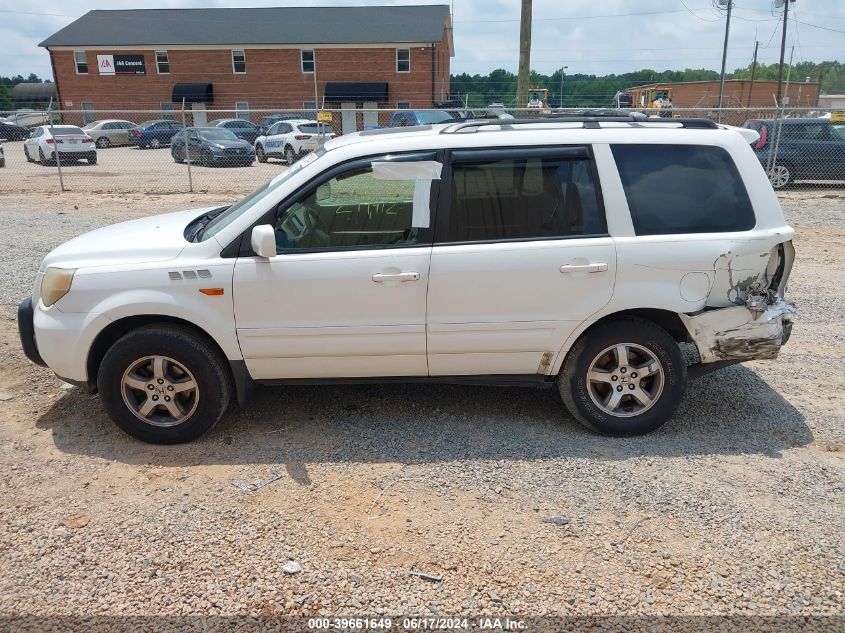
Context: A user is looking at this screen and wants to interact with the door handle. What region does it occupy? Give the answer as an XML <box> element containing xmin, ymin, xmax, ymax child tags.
<box><xmin>559</xmin><ymin>263</ymin><xmax>608</xmax><ymax>273</ymax></box>
<box><xmin>372</xmin><ymin>272</ymin><xmax>420</xmax><ymax>283</ymax></box>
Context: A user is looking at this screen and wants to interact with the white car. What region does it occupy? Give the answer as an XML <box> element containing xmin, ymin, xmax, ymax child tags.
<box><xmin>23</xmin><ymin>125</ymin><xmax>97</xmax><ymax>165</ymax></box>
<box><xmin>254</xmin><ymin>118</ymin><xmax>335</xmax><ymax>164</ymax></box>
<box><xmin>18</xmin><ymin>113</ymin><xmax>795</xmax><ymax>444</ymax></box>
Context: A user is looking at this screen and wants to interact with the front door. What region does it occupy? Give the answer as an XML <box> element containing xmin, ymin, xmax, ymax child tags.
<box><xmin>232</xmin><ymin>153</ymin><xmax>440</xmax><ymax>379</ymax></box>
<box><xmin>427</xmin><ymin>147</ymin><xmax>617</xmax><ymax>376</ymax></box>
<box><xmin>340</xmin><ymin>102</ymin><xmax>357</xmax><ymax>134</ymax></box>
<box><xmin>191</xmin><ymin>103</ymin><xmax>207</xmax><ymax>127</ymax></box>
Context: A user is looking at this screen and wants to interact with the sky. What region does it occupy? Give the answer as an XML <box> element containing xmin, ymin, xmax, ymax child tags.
<box><xmin>1</xmin><ymin>0</ymin><xmax>843</xmax><ymax>79</ymax></box>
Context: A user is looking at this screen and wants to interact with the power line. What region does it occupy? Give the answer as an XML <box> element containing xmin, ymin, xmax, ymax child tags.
<box><xmin>678</xmin><ymin>0</ymin><xmax>719</xmax><ymax>23</ymax></box>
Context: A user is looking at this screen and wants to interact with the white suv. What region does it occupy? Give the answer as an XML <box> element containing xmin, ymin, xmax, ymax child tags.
<box><xmin>254</xmin><ymin>119</ymin><xmax>335</xmax><ymax>164</ymax></box>
<box><xmin>18</xmin><ymin>114</ymin><xmax>796</xmax><ymax>444</ymax></box>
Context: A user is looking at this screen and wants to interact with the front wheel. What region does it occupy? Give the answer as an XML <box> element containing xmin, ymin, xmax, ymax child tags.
<box><xmin>256</xmin><ymin>144</ymin><xmax>267</xmax><ymax>163</ymax></box>
<box><xmin>97</xmin><ymin>325</ymin><xmax>232</xmax><ymax>443</ymax></box>
<box><xmin>558</xmin><ymin>317</ymin><xmax>687</xmax><ymax>436</ymax></box>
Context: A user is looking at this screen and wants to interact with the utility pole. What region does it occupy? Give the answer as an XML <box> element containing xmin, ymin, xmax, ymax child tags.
<box><xmin>775</xmin><ymin>0</ymin><xmax>792</xmax><ymax>106</ymax></box>
<box><xmin>717</xmin><ymin>0</ymin><xmax>733</xmax><ymax>122</ymax></box>
<box><xmin>746</xmin><ymin>40</ymin><xmax>759</xmax><ymax>107</ymax></box>
<box><xmin>516</xmin><ymin>0</ymin><xmax>532</xmax><ymax>108</ymax></box>
<box><xmin>559</xmin><ymin>66</ymin><xmax>567</xmax><ymax>108</ymax></box>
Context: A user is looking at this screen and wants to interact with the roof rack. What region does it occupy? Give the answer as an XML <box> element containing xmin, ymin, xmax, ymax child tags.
<box><xmin>440</xmin><ymin>112</ymin><xmax>719</xmax><ymax>134</ymax></box>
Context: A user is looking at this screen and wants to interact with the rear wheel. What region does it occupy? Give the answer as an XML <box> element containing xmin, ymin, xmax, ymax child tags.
<box><xmin>97</xmin><ymin>325</ymin><xmax>232</xmax><ymax>444</ymax></box>
<box><xmin>558</xmin><ymin>317</ymin><xmax>687</xmax><ymax>436</ymax></box>
<box><xmin>768</xmin><ymin>163</ymin><xmax>793</xmax><ymax>190</ymax></box>
<box><xmin>95</xmin><ymin>136</ymin><xmax>110</xmax><ymax>149</ymax></box>
<box><xmin>150</xmin><ymin>137</ymin><xmax>162</xmax><ymax>149</ymax></box>
<box><xmin>284</xmin><ymin>145</ymin><xmax>296</xmax><ymax>165</ymax></box>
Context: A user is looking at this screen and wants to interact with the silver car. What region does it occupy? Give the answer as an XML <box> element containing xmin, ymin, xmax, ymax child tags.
<box><xmin>82</xmin><ymin>120</ymin><xmax>136</xmax><ymax>148</ymax></box>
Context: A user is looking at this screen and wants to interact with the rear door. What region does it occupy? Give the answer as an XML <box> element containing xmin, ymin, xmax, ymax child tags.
<box><xmin>426</xmin><ymin>146</ymin><xmax>617</xmax><ymax>376</ymax></box>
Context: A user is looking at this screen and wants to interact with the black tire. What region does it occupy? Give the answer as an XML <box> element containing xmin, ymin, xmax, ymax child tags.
<box><xmin>38</xmin><ymin>147</ymin><xmax>49</xmax><ymax>166</ymax></box>
<box><xmin>96</xmin><ymin>136</ymin><xmax>110</xmax><ymax>149</ymax></box>
<box><xmin>24</xmin><ymin>146</ymin><xmax>33</xmax><ymax>163</ymax></box>
<box><xmin>97</xmin><ymin>324</ymin><xmax>232</xmax><ymax>444</ymax></box>
<box><xmin>284</xmin><ymin>145</ymin><xmax>296</xmax><ymax>165</ymax></box>
<box><xmin>88</xmin><ymin>154</ymin><xmax>97</xmax><ymax>165</ymax></box>
<box><xmin>558</xmin><ymin>317</ymin><xmax>687</xmax><ymax>436</ymax></box>
<box><xmin>256</xmin><ymin>144</ymin><xmax>267</xmax><ymax>163</ymax></box>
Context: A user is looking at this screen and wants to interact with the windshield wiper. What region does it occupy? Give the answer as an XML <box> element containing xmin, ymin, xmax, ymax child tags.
<box><xmin>186</xmin><ymin>206</ymin><xmax>228</xmax><ymax>242</ymax></box>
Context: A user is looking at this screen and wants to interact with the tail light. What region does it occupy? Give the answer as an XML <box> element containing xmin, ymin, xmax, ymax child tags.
<box><xmin>46</xmin><ymin>138</ymin><xmax>62</xmax><ymax>144</ymax></box>
<box><xmin>294</xmin><ymin>135</ymin><xmax>311</xmax><ymax>140</ymax></box>
<box><xmin>753</xmin><ymin>124</ymin><xmax>768</xmax><ymax>149</ymax></box>
<box><xmin>130</xmin><ymin>129</ymin><xmax>140</xmax><ymax>136</ymax></box>
<box><xmin>84</xmin><ymin>136</ymin><xmax>93</xmax><ymax>143</ymax></box>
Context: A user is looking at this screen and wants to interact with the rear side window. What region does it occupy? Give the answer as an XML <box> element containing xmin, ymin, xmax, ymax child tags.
<box><xmin>446</xmin><ymin>152</ymin><xmax>605</xmax><ymax>242</ymax></box>
<box><xmin>611</xmin><ymin>144</ymin><xmax>755</xmax><ymax>235</ymax></box>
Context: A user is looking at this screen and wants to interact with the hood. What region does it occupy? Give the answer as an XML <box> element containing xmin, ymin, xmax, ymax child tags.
<box><xmin>40</xmin><ymin>207</ymin><xmax>217</xmax><ymax>271</ymax></box>
<box><xmin>206</xmin><ymin>138</ymin><xmax>253</xmax><ymax>149</ymax></box>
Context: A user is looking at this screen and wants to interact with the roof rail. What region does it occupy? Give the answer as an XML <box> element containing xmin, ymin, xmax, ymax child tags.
<box><xmin>440</xmin><ymin>112</ymin><xmax>719</xmax><ymax>134</ymax></box>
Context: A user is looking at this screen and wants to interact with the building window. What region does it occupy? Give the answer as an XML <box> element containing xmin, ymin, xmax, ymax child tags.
<box><xmin>160</xmin><ymin>102</ymin><xmax>174</xmax><ymax>120</ymax></box>
<box><xmin>301</xmin><ymin>49</ymin><xmax>315</xmax><ymax>73</ymax></box>
<box><xmin>235</xmin><ymin>102</ymin><xmax>250</xmax><ymax>120</ymax></box>
<box><xmin>396</xmin><ymin>48</ymin><xmax>410</xmax><ymax>73</ymax></box>
<box><xmin>74</xmin><ymin>51</ymin><xmax>88</xmax><ymax>74</ymax></box>
<box><xmin>303</xmin><ymin>101</ymin><xmax>317</xmax><ymax>113</ymax></box>
<box><xmin>155</xmin><ymin>50</ymin><xmax>170</xmax><ymax>74</ymax></box>
<box><xmin>232</xmin><ymin>50</ymin><xmax>246</xmax><ymax>74</ymax></box>
<box><xmin>397</xmin><ymin>102</ymin><xmax>411</xmax><ymax>109</ymax></box>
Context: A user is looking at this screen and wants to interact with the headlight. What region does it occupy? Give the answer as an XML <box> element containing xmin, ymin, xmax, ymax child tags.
<box><xmin>40</xmin><ymin>267</ymin><xmax>76</xmax><ymax>307</ymax></box>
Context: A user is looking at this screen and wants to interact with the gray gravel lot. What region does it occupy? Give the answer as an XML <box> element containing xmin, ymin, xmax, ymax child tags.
<box><xmin>0</xmin><ymin>189</ymin><xmax>843</xmax><ymax>625</ymax></box>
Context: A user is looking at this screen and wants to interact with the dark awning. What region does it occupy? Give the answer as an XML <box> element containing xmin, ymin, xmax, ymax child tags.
<box><xmin>324</xmin><ymin>82</ymin><xmax>389</xmax><ymax>103</ymax></box>
<box><xmin>171</xmin><ymin>83</ymin><xmax>213</xmax><ymax>104</ymax></box>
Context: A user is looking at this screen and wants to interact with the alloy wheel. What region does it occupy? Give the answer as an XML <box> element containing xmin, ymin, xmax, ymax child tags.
<box><xmin>585</xmin><ymin>343</ymin><xmax>665</xmax><ymax>417</ymax></box>
<box><xmin>121</xmin><ymin>355</ymin><xmax>200</xmax><ymax>427</ymax></box>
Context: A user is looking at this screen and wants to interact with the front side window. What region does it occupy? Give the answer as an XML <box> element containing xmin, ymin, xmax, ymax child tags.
<box><xmin>301</xmin><ymin>50</ymin><xmax>315</xmax><ymax>73</ymax></box>
<box><xmin>611</xmin><ymin>144</ymin><xmax>755</xmax><ymax>235</ymax></box>
<box><xmin>445</xmin><ymin>152</ymin><xmax>605</xmax><ymax>242</ymax></box>
<box><xmin>74</xmin><ymin>51</ymin><xmax>88</xmax><ymax>74</ymax></box>
<box><xmin>396</xmin><ymin>48</ymin><xmax>410</xmax><ymax>73</ymax></box>
<box><xmin>273</xmin><ymin>158</ymin><xmax>439</xmax><ymax>251</ymax></box>
<box><xmin>232</xmin><ymin>50</ymin><xmax>246</xmax><ymax>74</ymax></box>
<box><xmin>156</xmin><ymin>50</ymin><xmax>170</xmax><ymax>74</ymax></box>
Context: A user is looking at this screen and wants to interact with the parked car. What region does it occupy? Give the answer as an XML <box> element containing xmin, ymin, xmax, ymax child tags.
<box><xmin>365</xmin><ymin>110</ymin><xmax>458</xmax><ymax>131</ymax></box>
<box><xmin>171</xmin><ymin>127</ymin><xmax>255</xmax><ymax>167</ymax></box>
<box><xmin>258</xmin><ymin>113</ymin><xmax>310</xmax><ymax>134</ymax></box>
<box><xmin>18</xmin><ymin>113</ymin><xmax>795</xmax><ymax>444</ymax></box>
<box><xmin>82</xmin><ymin>120</ymin><xmax>137</xmax><ymax>148</ymax></box>
<box><xmin>128</xmin><ymin>120</ymin><xmax>183</xmax><ymax>149</ymax></box>
<box><xmin>0</xmin><ymin>142</ymin><xmax>5</xmax><ymax>168</ymax></box>
<box><xmin>743</xmin><ymin>117</ymin><xmax>845</xmax><ymax>189</ymax></box>
<box><xmin>207</xmin><ymin>118</ymin><xmax>263</xmax><ymax>144</ymax></box>
<box><xmin>254</xmin><ymin>119</ymin><xmax>334</xmax><ymax>164</ymax></box>
<box><xmin>0</xmin><ymin>120</ymin><xmax>30</xmax><ymax>141</ymax></box>
<box><xmin>23</xmin><ymin>125</ymin><xmax>96</xmax><ymax>165</ymax></box>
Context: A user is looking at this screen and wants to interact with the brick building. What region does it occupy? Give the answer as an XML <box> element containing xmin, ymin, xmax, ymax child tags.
<box><xmin>39</xmin><ymin>5</ymin><xmax>452</xmax><ymax>131</ymax></box>
<box><xmin>627</xmin><ymin>79</ymin><xmax>820</xmax><ymax>109</ymax></box>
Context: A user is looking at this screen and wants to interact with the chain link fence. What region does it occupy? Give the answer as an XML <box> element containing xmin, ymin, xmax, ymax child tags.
<box><xmin>1</xmin><ymin>106</ymin><xmax>842</xmax><ymax>196</ymax></box>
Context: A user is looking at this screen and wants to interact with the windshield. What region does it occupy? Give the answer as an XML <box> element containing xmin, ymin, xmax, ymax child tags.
<box><xmin>415</xmin><ymin>111</ymin><xmax>454</xmax><ymax>124</ymax></box>
<box><xmin>54</xmin><ymin>127</ymin><xmax>85</xmax><ymax>136</ymax></box>
<box><xmin>198</xmin><ymin>128</ymin><xmax>238</xmax><ymax>141</ymax></box>
<box><xmin>201</xmin><ymin>148</ymin><xmax>327</xmax><ymax>241</ymax></box>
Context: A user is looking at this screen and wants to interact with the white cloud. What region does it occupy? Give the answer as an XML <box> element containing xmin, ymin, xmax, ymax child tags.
<box><xmin>1</xmin><ymin>0</ymin><xmax>843</xmax><ymax>79</ymax></box>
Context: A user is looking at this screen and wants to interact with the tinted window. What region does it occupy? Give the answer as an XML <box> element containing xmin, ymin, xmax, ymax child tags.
<box><xmin>53</xmin><ymin>127</ymin><xmax>85</xmax><ymax>136</ymax></box>
<box><xmin>611</xmin><ymin>144</ymin><xmax>755</xmax><ymax>235</ymax></box>
<box><xmin>274</xmin><ymin>163</ymin><xmax>429</xmax><ymax>251</ymax></box>
<box><xmin>297</xmin><ymin>124</ymin><xmax>325</xmax><ymax>134</ymax></box>
<box><xmin>446</xmin><ymin>154</ymin><xmax>605</xmax><ymax>242</ymax></box>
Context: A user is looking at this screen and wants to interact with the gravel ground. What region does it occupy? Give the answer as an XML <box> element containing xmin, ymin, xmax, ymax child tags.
<box><xmin>0</xmin><ymin>188</ymin><xmax>843</xmax><ymax>628</ymax></box>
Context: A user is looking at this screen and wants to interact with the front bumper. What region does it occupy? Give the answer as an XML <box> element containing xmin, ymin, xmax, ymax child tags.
<box><xmin>17</xmin><ymin>298</ymin><xmax>46</xmax><ymax>367</ymax></box>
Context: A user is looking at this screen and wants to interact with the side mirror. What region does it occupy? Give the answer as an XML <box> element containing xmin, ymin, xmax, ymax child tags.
<box><xmin>251</xmin><ymin>224</ymin><xmax>277</xmax><ymax>258</ymax></box>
